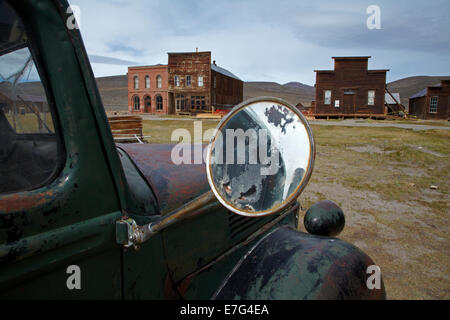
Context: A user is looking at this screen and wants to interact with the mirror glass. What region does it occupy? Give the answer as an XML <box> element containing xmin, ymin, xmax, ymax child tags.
<box><xmin>206</xmin><ymin>97</ymin><xmax>315</xmax><ymax>217</ymax></box>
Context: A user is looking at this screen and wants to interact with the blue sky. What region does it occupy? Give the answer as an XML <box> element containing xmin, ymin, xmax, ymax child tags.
<box><xmin>70</xmin><ymin>0</ymin><xmax>450</xmax><ymax>85</ymax></box>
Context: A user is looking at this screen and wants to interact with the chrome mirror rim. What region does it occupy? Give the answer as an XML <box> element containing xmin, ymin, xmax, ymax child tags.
<box><xmin>206</xmin><ymin>96</ymin><xmax>316</xmax><ymax>217</ymax></box>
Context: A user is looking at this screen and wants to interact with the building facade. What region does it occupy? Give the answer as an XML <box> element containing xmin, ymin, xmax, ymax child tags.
<box><xmin>167</xmin><ymin>51</ymin><xmax>211</xmax><ymax>114</ymax></box>
<box><xmin>128</xmin><ymin>64</ymin><xmax>169</xmax><ymax>114</ymax></box>
<box><xmin>167</xmin><ymin>51</ymin><xmax>243</xmax><ymax>114</ymax></box>
<box><xmin>409</xmin><ymin>80</ymin><xmax>449</xmax><ymax>120</ymax></box>
<box><xmin>314</xmin><ymin>57</ymin><xmax>389</xmax><ymax>117</ymax></box>
<box><xmin>128</xmin><ymin>51</ymin><xmax>243</xmax><ymax>115</ymax></box>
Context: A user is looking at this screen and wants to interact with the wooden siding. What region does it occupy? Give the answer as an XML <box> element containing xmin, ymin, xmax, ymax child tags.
<box><xmin>409</xmin><ymin>80</ymin><xmax>450</xmax><ymax>119</ymax></box>
<box><xmin>314</xmin><ymin>57</ymin><xmax>388</xmax><ymax>116</ymax></box>
<box><xmin>211</xmin><ymin>69</ymin><xmax>243</xmax><ymax>110</ymax></box>
<box><xmin>168</xmin><ymin>52</ymin><xmax>211</xmax><ymax>113</ymax></box>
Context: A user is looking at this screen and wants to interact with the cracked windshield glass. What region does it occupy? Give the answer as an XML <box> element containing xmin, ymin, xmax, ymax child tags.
<box><xmin>0</xmin><ymin>1</ymin><xmax>58</xmax><ymax>194</ymax></box>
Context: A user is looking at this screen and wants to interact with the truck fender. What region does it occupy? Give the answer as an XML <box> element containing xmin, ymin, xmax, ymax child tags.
<box><xmin>213</xmin><ymin>225</ymin><xmax>386</xmax><ymax>300</ymax></box>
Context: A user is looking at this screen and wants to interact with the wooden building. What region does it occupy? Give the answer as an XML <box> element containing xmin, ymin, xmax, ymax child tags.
<box><xmin>314</xmin><ymin>57</ymin><xmax>389</xmax><ymax>118</ymax></box>
<box><xmin>296</xmin><ymin>102</ymin><xmax>313</xmax><ymax>117</ymax></box>
<box><xmin>409</xmin><ymin>80</ymin><xmax>449</xmax><ymax>120</ymax></box>
<box><xmin>0</xmin><ymin>92</ymin><xmax>48</xmax><ymax>114</ymax></box>
<box><xmin>127</xmin><ymin>64</ymin><xmax>169</xmax><ymax>114</ymax></box>
<box><xmin>167</xmin><ymin>51</ymin><xmax>243</xmax><ymax>114</ymax></box>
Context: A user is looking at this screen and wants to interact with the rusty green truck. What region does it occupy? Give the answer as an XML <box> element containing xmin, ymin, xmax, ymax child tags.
<box><xmin>0</xmin><ymin>0</ymin><xmax>385</xmax><ymax>300</ymax></box>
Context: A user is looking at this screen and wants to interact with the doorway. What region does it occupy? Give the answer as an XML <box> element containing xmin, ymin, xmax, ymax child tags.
<box><xmin>343</xmin><ymin>92</ymin><xmax>356</xmax><ymax>114</ymax></box>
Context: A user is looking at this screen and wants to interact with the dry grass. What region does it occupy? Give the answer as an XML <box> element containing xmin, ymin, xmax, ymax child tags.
<box><xmin>142</xmin><ymin>119</ymin><xmax>219</xmax><ymax>144</ymax></box>
<box><xmin>6</xmin><ymin>112</ymin><xmax>54</xmax><ymax>133</ymax></box>
<box><xmin>298</xmin><ymin>125</ymin><xmax>450</xmax><ymax>299</ymax></box>
<box><xmin>366</xmin><ymin>119</ymin><xmax>450</xmax><ymax>127</ymax></box>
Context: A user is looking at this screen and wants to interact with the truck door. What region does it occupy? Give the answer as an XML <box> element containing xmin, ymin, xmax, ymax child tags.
<box><xmin>0</xmin><ymin>0</ymin><xmax>122</xmax><ymax>299</ymax></box>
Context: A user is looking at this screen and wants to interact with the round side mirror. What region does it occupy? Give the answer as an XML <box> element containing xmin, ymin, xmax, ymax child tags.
<box><xmin>206</xmin><ymin>97</ymin><xmax>315</xmax><ymax>217</ymax></box>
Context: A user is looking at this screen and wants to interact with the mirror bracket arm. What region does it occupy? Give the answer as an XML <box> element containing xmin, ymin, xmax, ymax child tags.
<box><xmin>116</xmin><ymin>191</ymin><xmax>217</xmax><ymax>250</ymax></box>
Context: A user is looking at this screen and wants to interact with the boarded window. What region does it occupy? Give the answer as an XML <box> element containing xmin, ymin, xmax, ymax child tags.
<box><xmin>429</xmin><ymin>96</ymin><xmax>438</xmax><ymax>113</ymax></box>
<box><xmin>324</xmin><ymin>90</ymin><xmax>331</xmax><ymax>105</ymax></box>
<box><xmin>198</xmin><ymin>76</ymin><xmax>204</xmax><ymax>87</ymax></box>
<box><xmin>134</xmin><ymin>76</ymin><xmax>139</xmax><ymax>89</ymax></box>
<box><xmin>368</xmin><ymin>90</ymin><xmax>375</xmax><ymax>106</ymax></box>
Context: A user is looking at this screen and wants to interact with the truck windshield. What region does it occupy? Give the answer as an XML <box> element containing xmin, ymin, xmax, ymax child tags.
<box><xmin>0</xmin><ymin>1</ymin><xmax>59</xmax><ymax>194</ymax></box>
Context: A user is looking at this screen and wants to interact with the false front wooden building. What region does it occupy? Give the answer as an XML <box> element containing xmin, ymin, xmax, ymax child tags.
<box><xmin>314</xmin><ymin>57</ymin><xmax>389</xmax><ymax>118</ymax></box>
<box><xmin>167</xmin><ymin>51</ymin><xmax>243</xmax><ymax>114</ymax></box>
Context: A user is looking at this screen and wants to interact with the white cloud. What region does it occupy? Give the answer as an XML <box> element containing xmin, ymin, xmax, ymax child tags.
<box><xmin>69</xmin><ymin>0</ymin><xmax>450</xmax><ymax>84</ymax></box>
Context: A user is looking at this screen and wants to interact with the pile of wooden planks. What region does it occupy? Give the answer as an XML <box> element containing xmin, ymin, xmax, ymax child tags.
<box><xmin>196</xmin><ymin>113</ymin><xmax>223</xmax><ymax>119</ymax></box>
<box><xmin>107</xmin><ymin>115</ymin><xmax>143</xmax><ymax>143</ymax></box>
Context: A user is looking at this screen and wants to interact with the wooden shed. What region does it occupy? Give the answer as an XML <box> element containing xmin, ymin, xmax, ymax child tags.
<box><xmin>314</xmin><ymin>57</ymin><xmax>389</xmax><ymax>119</ymax></box>
<box><xmin>409</xmin><ymin>80</ymin><xmax>449</xmax><ymax>120</ymax></box>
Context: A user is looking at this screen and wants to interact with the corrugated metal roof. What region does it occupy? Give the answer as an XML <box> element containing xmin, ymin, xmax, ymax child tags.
<box><xmin>409</xmin><ymin>88</ymin><xmax>427</xmax><ymax>99</ymax></box>
<box><xmin>211</xmin><ymin>64</ymin><xmax>241</xmax><ymax>81</ymax></box>
<box><xmin>409</xmin><ymin>82</ymin><xmax>442</xmax><ymax>99</ymax></box>
<box><xmin>385</xmin><ymin>93</ymin><xmax>401</xmax><ymax>104</ymax></box>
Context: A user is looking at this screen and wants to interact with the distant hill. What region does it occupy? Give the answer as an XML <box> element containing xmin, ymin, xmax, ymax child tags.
<box><xmin>244</xmin><ymin>81</ymin><xmax>315</xmax><ymax>106</ymax></box>
<box><xmin>387</xmin><ymin>76</ymin><xmax>450</xmax><ymax>108</ymax></box>
<box><xmin>94</xmin><ymin>75</ymin><xmax>450</xmax><ymax>112</ymax></box>
<box><xmin>96</xmin><ymin>75</ymin><xmax>128</xmax><ymax>111</ymax></box>
<box><xmin>95</xmin><ymin>76</ymin><xmax>315</xmax><ymax>111</ymax></box>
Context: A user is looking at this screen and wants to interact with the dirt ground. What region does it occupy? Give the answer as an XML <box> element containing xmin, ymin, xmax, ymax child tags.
<box><xmin>298</xmin><ymin>125</ymin><xmax>449</xmax><ymax>300</ymax></box>
<box><xmin>141</xmin><ymin>119</ymin><xmax>449</xmax><ymax>300</ymax></box>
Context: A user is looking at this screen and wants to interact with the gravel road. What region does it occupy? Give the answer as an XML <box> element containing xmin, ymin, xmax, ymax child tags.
<box><xmin>309</xmin><ymin>119</ymin><xmax>449</xmax><ymax>131</ymax></box>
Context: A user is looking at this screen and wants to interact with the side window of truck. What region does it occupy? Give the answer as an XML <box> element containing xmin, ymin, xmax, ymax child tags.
<box><xmin>0</xmin><ymin>1</ymin><xmax>60</xmax><ymax>195</ymax></box>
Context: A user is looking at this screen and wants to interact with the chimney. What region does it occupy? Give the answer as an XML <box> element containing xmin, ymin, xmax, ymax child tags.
<box><xmin>196</xmin><ymin>47</ymin><xmax>198</xmax><ymax>53</ymax></box>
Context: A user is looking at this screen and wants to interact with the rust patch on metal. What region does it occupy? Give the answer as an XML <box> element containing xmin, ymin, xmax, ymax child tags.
<box><xmin>0</xmin><ymin>190</ymin><xmax>55</xmax><ymax>213</ymax></box>
<box><xmin>118</xmin><ymin>143</ymin><xmax>209</xmax><ymax>214</ymax></box>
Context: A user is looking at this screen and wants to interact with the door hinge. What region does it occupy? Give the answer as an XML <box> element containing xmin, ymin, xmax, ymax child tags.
<box><xmin>116</xmin><ymin>218</ymin><xmax>142</xmax><ymax>250</ymax></box>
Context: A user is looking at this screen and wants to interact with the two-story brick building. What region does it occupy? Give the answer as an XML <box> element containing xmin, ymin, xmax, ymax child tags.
<box><xmin>314</xmin><ymin>57</ymin><xmax>389</xmax><ymax>118</ymax></box>
<box><xmin>409</xmin><ymin>80</ymin><xmax>450</xmax><ymax>120</ymax></box>
<box><xmin>128</xmin><ymin>51</ymin><xmax>243</xmax><ymax>115</ymax></box>
<box><xmin>127</xmin><ymin>64</ymin><xmax>169</xmax><ymax>114</ymax></box>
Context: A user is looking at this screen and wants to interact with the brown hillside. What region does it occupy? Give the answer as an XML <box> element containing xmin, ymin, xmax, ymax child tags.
<box><xmin>96</xmin><ymin>75</ymin><xmax>128</xmax><ymax>111</ymax></box>
<box><xmin>93</xmin><ymin>75</ymin><xmax>450</xmax><ymax>112</ymax></box>
<box><xmin>244</xmin><ymin>81</ymin><xmax>315</xmax><ymax>107</ymax></box>
<box><xmin>94</xmin><ymin>76</ymin><xmax>316</xmax><ymax>111</ymax></box>
<box><xmin>387</xmin><ymin>76</ymin><xmax>450</xmax><ymax>107</ymax></box>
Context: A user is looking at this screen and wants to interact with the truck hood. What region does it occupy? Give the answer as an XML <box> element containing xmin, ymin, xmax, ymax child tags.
<box><xmin>117</xmin><ymin>143</ymin><xmax>210</xmax><ymax>215</ymax></box>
